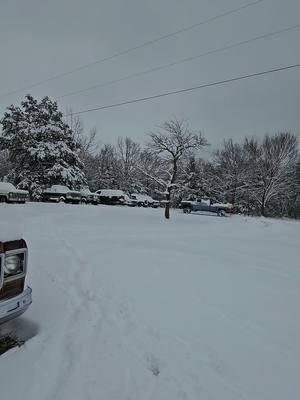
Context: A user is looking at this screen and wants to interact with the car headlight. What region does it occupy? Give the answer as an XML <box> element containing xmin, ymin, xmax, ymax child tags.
<box><xmin>4</xmin><ymin>254</ymin><xmax>24</xmax><ymax>277</ymax></box>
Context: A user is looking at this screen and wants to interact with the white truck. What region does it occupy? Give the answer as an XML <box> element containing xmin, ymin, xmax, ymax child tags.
<box><xmin>0</xmin><ymin>182</ymin><xmax>29</xmax><ymax>204</ymax></box>
<box><xmin>0</xmin><ymin>238</ymin><xmax>32</xmax><ymax>325</ymax></box>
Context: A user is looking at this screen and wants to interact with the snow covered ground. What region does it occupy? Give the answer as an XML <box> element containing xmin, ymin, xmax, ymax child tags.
<box><xmin>0</xmin><ymin>203</ymin><xmax>299</xmax><ymax>400</ymax></box>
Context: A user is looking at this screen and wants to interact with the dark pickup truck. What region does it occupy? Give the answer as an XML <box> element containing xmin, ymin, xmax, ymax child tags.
<box><xmin>180</xmin><ymin>199</ymin><xmax>232</xmax><ymax>216</ymax></box>
<box><xmin>42</xmin><ymin>185</ymin><xmax>82</xmax><ymax>204</ymax></box>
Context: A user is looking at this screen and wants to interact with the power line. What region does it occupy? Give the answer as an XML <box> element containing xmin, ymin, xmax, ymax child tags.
<box><xmin>59</xmin><ymin>23</ymin><xmax>300</xmax><ymax>99</ymax></box>
<box><xmin>0</xmin><ymin>0</ymin><xmax>264</xmax><ymax>99</ymax></box>
<box><xmin>70</xmin><ymin>62</ymin><xmax>300</xmax><ymax>115</ymax></box>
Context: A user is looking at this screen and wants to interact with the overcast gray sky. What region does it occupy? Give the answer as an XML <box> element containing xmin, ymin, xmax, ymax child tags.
<box><xmin>0</xmin><ymin>0</ymin><xmax>299</xmax><ymax>151</ymax></box>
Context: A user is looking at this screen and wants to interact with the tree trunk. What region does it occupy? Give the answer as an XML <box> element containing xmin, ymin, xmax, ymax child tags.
<box><xmin>164</xmin><ymin>158</ymin><xmax>177</xmax><ymax>220</ymax></box>
<box><xmin>165</xmin><ymin>191</ymin><xmax>170</xmax><ymax>219</ymax></box>
<box><xmin>261</xmin><ymin>200</ymin><xmax>265</xmax><ymax>217</ymax></box>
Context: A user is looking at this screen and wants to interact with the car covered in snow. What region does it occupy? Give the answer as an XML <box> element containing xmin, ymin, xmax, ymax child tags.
<box><xmin>0</xmin><ymin>238</ymin><xmax>32</xmax><ymax>325</ymax></box>
<box><xmin>123</xmin><ymin>194</ymin><xmax>138</xmax><ymax>207</ymax></box>
<box><xmin>131</xmin><ymin>194</ymin><xmax>160</xmax><ymax>208</ymax></box>
<box><xmin>42</xmin><ymin>185</ymin><xmax>82</xmax><ymax>204</ymax></box>
<box><xmin>0</xmin><ymin>182</ymin><xmax>29</xmax><ymax>204</ymax></box>
<box><xmin>181</xmin><ymin>198</ymin><xmax>233</xmax><ymax>216</ymax></box>
<box><xmin>96</xmin><ymin>189</ymin><xmax>127</xmax><ymax>205</ymax></box>
<box><xmin>80</xmin><ymin>188</ymin><xmax>99</xmax><ymax>205</ymax></box>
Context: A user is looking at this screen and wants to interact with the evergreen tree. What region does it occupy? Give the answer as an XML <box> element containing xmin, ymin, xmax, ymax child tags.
<box><xmin>0</xmin><ymin>95</ymin><xmax>86</xmax><ymax>197</ymax></box>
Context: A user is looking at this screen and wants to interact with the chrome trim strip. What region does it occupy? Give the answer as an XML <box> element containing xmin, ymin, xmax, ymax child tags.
<box><xmin>0</xmin><ymin>253</ymin><xmax>4</xmax><ymax>289</ymax></box>
<box><xmin>0</xmin><ymin>287</ymin><xmax>32</xmax><ymax>324</ymax></box>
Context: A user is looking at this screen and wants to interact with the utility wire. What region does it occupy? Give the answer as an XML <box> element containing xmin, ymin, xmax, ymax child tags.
<box><xmin>70</xmin><ymin>62</ymin><xmax>300</xmax><ymax>115</ymax></box>
<box><xmin>59</xmin><ymin>23</ymin><xmax>300</xmax><ymax>99</ymax></box>
<box><xmin>0</xmin><ymin>0</ymin><xmax>264</xmax><ymax>99</ymax></box>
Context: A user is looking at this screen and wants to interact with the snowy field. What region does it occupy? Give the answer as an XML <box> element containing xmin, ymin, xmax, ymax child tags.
<box><xmin>0</xmin><ymin>203</ymin><xmax>299</xmax><ymax>400</ymax></box>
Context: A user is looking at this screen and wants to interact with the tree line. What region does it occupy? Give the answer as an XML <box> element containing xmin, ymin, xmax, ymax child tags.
<box><xmin>0</xmin><ymin>95</ymin><xmax>299</xmax><ymax>219</ymax></box>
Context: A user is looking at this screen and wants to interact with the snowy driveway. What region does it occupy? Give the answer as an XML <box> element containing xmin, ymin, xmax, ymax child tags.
<box><xmin>0</xmin><ymin>203</ymin><xmax>299</xmax><ymax>400</ymax></box>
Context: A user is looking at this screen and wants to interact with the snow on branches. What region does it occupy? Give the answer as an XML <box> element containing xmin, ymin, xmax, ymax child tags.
<box><xmin>144</xmin><ymin>118</ymin><xmax>208</xmax><ymax>219</ymax></box>
<box><xmin>0</xmin><ymin>95</ymin><xmax>86</xmax><ymax>197</ymax></box>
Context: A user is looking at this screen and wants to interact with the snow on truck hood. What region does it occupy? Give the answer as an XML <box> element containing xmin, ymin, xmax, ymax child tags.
<box><xmin>44</xmin><ymin>185</ymin><xmax>80</xmax><ymax>194</ymax></box>
<box><xmin>132</xmin><ymin>193</ymin><xmax>156</xmax><ymax>202</ymax></box>
<box><xmin>97</xmin><ymin>190</ymin><xmax>125</xmax><ymax>197</ymax></box>
<box><xmin>0</xmin><ymin>222</ymin><xmax>23</xmax><ymax>243</ymax></box>
<box><xmin>44</xmin><ymin>185</ymin><xmax>69</xmax><ymax>193</ymax></box>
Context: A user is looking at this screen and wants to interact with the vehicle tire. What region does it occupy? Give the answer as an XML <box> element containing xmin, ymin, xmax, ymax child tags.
<box><xmin>81</xmin><ymin>198</ymin><xmax>87</xmax><ymax>205</ymax></box>
<box><xmin>217</xmin><ymin>209</ymin><xmax>226</xmax><ymax>217</ymax></box>
<box><xmin>183</xmin><ymin>207</ymin><xmax>191</xmax><ymax>214</ymax></box>
<box><xmin>58</xmin><ymin>197</ymin><xmax>65</xmax><ymax>203</ymax></box>
<box><xmin>0</xmin><ymin>196</ymin><xmax>7</xmax><ymax>203</ymax></box>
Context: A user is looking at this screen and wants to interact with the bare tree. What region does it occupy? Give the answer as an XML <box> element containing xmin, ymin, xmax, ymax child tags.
<box><xmin>94</xmin><ymin>144</ymin><xmax>121</xmax><ymax>190</ymax></box>
<box><xmin>65</xmin><ymin>108</ymin><xmax>98</xmax><ymax>156</ymax></box>
<box><xmin>117</xmin><ymin>137</ymin><xmax>140</xmax><ymax>192</ymax></box>
<box><xmin>213</xmin><ymin>139</ymin><xmax>248</xmax><ymax>205</ymax></box>
<box><xmin>136</xmin><ymin>149</ymin><xmax>165</xmax><ymax>195</ymax></box>
<box><xmin>78</xmin><ymin>127</ymin><xmax>98</xmax><ymax>161</ymax></box>
<box><xmin>65</xmin><ymin>108</ymin><xmax>84</xmax><ymax>141</ymax></box>
<box><xmin>245</xmin><ymin>132</ymin><xmax>298</xmax><ymax>216</ymax></box>
<box><xmin>146</xmin><ymin>118</ymin><xmax>207</xmax><ymax>219</ymax></box>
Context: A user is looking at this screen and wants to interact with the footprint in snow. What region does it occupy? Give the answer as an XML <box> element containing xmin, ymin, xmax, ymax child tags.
<box><xmin>146</xmin><ymin>353</ymin><xmax>160</xmax><ymax>376</ymax></box>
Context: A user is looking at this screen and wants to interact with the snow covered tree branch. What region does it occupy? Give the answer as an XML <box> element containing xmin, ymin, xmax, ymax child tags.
<box><xmin>146</xmin><ymin>117</ymin><xmax>208</xmax><ymax>219</ymax></box>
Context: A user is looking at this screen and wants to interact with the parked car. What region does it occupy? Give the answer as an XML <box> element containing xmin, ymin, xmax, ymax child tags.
<box><xmin>0</xmin><ymin>238</ymin><xmax>32</xmax><ymax>325</ymax></box>
<box><xmin>96</xmin><ymin>189</ymin><xmax>127</xmax><ymax>205</ymax></box>
<box><xmin>80</xmin><ymin>188</ymin><xmax>99</xmax><ymax>205</ymax></box>
<box><xmin>42</xmin><ymin>185</ymin><xmax>82</xmax><ymax>204</ymax></box>
<box><xmin>180</xmin><ymin>198</ymin><xmax>233</xmax><ymax>216</ymax></box>
<box><xmin>150</xmin><ymin>199</ymin><xmax>160</xmax><ymax>208</ymax></box>
<box><xmin>131</xmin><ymin>194</ymin><xmax>160</xmax><ymax>208</ymax></box>
<box><xmin>124</xmin><ymin>195</ymin><xmax>138</xmax><ymax>207</ymax></box>
<box><xmin>0</xmin><ymin>182</ymin><xmax>29</xmax><ymax>204</ymax></box>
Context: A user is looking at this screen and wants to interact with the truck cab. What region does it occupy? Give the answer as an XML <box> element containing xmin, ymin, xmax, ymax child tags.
<box><xmin>0</xmin><ymin>182</ymin><xmax>29</xmax><ymax>204</ymax></box>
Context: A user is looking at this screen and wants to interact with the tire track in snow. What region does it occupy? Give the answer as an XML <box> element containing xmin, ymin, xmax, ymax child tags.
<box><xmin>21</xmin><ymin>210</ymin><xmax>275</xmax><ymax>400</ymax></box>
<box><xmin>57</xmin><ymin>238</ymin><xmax>195</xmax><ymax>400</ymax></box>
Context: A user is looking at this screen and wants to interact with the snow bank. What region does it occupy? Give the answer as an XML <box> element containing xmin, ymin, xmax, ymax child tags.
<box><xmin>0</xmin><ymin>204</ymin><xmax>299</xmax><ymax>400</ymax></box>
